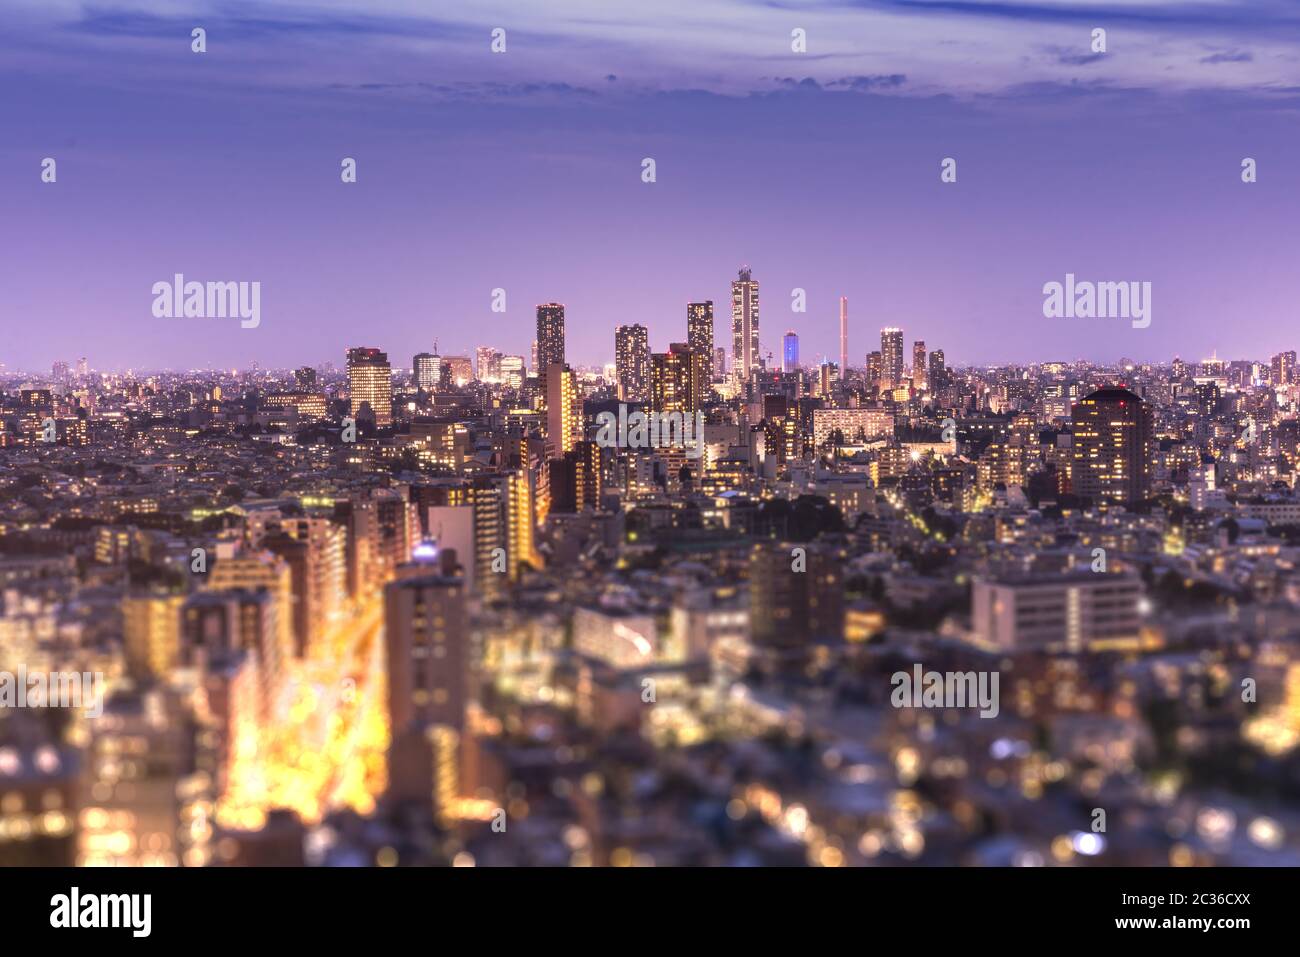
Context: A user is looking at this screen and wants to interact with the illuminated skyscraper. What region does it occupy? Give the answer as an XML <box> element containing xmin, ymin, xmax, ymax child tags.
<box><xmin>549</xmin><ymin>440</ymin><xmax>604</xmax><ymax>513</ymax></box>
<box><xmin>347</xmin><ymin>347</ymin><xmax>393</xmax><ymax>427</ymax></box>
<box><xmin>413</xmin><ymin>352</ymin><xmax>440</xmax><ymax>391</ymax></box>
<box><xmin>783</xmin><ymin>331</ymin><xmax>799</xmax><ymax>373</ymax></box>
<box><xmin>546</xmin><ymin>364</ymin><xmax>582</xmax><ymax>459</ymax></box>
<box><xmin>536</xmin><ymin>303</ymin><xmax>566</xmax><ymax>369</ymax></box>
<box><xmin>475</xmin><ymin>346</ymin><xmax>502</xmax><ymax>382</ymax></box>
<box><xmin>123</xmin><ymin>593</ymin><xmax>183</xmax><ymax>680</ymax></box>
<box><xmin>687</xmin><ymin>301</ymin><xmax>714</xmax><ymax>377</ymax></box>
<box><xmin>866</xmin><ymin>351</ymin><xmax>882</xmax><ymax>388</ymax></box>
<box><xmin>1271</xmin><ymin>350</ymin><xmax>1296</xmax><ymax>387</ymax></box>
<box><xmin>1070</xmin><ymin>387</ymin><xmax>1154</xmax><ymax>505</ymax></box>
<box><xmin>294</xmin><ymin>366</ymin><xmax>317</xmax><ymax>389</ymax></box>
<box><xmin>912</xmin><ymin>340</ymin><xmax>927</xmax><ymax>389</ymax></box>
<box><xmin>384</xmin><ymin>571</ymin><xmax>469</xmax><ymax>811</ymax></box>
<box><xmin>839</xmin><ymin>297</ymin><xmax>849</xmax><ymax>378</ymax></box>
<box><xmin>536</xmin><ymin>302</ymin><xmax>566</xmax><ymax>408</ymax></box>
<box><xmin>651</xmin><ymin>342</ymin><xmax>703</xmax><ymax>414</ymax></box>
<box><xmin>731</xmin><ymin>267</ymin><xmax>760</xmax><ymax>382</ymax></box>
<box><xmin>928</xmin><ymin>349</ymin><xmax>946</xmax><ymax>391</ymax></box>
<box><xmin>385</xmin><ymin>573</ymin><xmax>468</xmax><ymax>734</ymax></box>
<box><xmin>615</xmin><ymin>324</ymin><xmax>650</xmax><ymax>403</ymax></box>
<box><xmin>880</xmin><ymin>328</ymin><xmax>904</xmax><ymax>390</ymax></box>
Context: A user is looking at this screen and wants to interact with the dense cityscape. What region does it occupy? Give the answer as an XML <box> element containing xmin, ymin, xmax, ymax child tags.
<box><xmin>3</xmin><ymin>265</ymin><xmax>1299</xmax><ymax>868</ymax></box>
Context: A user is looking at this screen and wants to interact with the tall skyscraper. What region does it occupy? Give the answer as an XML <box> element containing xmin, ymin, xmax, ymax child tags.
<box><xmin>686</xmin><ymin>301</ymin><xmax>715</xmax><ymax>393</ymax></box>
<box><xmin>536</xmin><ymin>303</ymin><xmax>566</xmax><ymax>372</ymax></box>
<box><xmin>687</xmin><ymin>301</ymin><xmax>714</xmax><ymax>366</ymax></box>
<box><xmin>536</xmin><ymin>303</ymin><xmax>566</xmax><ymax>409</ymax></box>
<box><xmin>880</xmin><ymin>328</ymin><xmax>904</xmax><ymax>391</ymax></box>
<box><xmin>866</xmin><ymin>350</ymin><xmax>882</xmax><ymax>387</ymax></box>
<box><xmin>413</xmin><ymin>352</ymin><xmax>440</xmax><ymax>391</ymax></box>
<box><xmin>615</xmin><ymin>324</ymin><xmax>650</xmax><ymax>403</ymax></box>
<box><xmin>651</xmin><ymin>342</ymin><xmax>704</xmax><ymax>414</ymax></box>
<box><xmin>347</xmin><ymin>347</ymin><xmax>393</xmax><ymax>427</ymax></box>
<box><xmin>384</xmin><ymin>570</ymin><xmax>469</xmax><ymax>811</ymax></box>
<box><xmin>731</xmin><ymin>267</ymin><xmax>760</xmax><ymax>383</ymax></box>
<box><xmin>1070</xmin><ymin>387</ymin><xmax>1154</xmax><ymax>505</ymax></box>
<box><xmin>912</xmin><ymin>340</ymin><xmax>927</xmax><ymax>390</ymax></box>
<box><xmin>839</xmin><ymin>297</ymin><xmax>849</xmax><ymax>378</ymax></box>
<box><xmin>783</xmin><ymin>331</ymin><xmax>800</xmax><ymax>373</ymax></box>
<box><xmin>928</xmin><ymin>349</ymin><xmax>946</xmax><ymax>391</ymax></box>
<box><xmin>384</xmin><ymin>572</ymin><xmax>468</xmax><ymax>734</ymax></box>
<box><xmin>1271</xmin><ymin>350</ymin><xmax>1296</xmax><ymax>386</ymax></box>
<box><xmin>295</xmin><ymin>366</ymin><xmax>317</xmax><ymax>389</ymax></box>
<box><xmin>546</xmin><ymin>365</ymin><xmax>582</xmax><ymax>459</ymax></box>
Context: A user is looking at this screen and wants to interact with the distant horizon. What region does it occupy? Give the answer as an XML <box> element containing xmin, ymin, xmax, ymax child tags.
<box><xmin>2</xmin><ymin>346</ymin><xmax>1281</xmax><ymax>381</ymax></box>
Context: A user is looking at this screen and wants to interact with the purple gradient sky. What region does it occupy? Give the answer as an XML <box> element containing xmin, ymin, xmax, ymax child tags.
<box><xmin>3</xmin><ymin>1</ymin><xmax>1300</xmax><ymax>374</ymax></box>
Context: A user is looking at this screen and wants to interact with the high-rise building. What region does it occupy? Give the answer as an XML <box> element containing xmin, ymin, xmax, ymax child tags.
<box><xmin>686</xmin><ymin>302</ymin><xmax>717</xmax><ymax>361</ymax></box>
<box><xmin>294</xmin><ymin>366</ymin><xmax>317</xmax><ymax>389</ymax></box>
<box><xmin>783</xmin><ymin>331</ymin><xmax>799</xmax><ymax>373</ymax></box>
<box><xmin>549</xmin><ymin>441</ymin><xmax>604</xmax><ymax>513</ymax></box>
<box><xmin>536</xmin><ymin>303</ymin><xmax>566</xmax><ymax>369</ymax></box>
<box><xmin>912</xmin><ymin>340</ymin><xmax>927</xmax><ymax>390</ymax></box>
<box><xmin>440</xmin><ymin>356</ymin><xmax>473</xmax><ymax>388</ymax></box>
<box><xmin>384</xmin><ymin>572</ymin><xmax>468</xmax><ymax>734</ymax></box>
<box><xmin>839</xmin><ymin>297</ymin><xmax>849</xmax><ymax>378</ymax></box>
<box><xmin>384</xmin><ymin>571</ymin><xmax>469</xmax><ymax>810</ymax></box>
<box><xmin>615</xmin><ymin>324</ymin><xmax>650</xmax><ymax>403</ymax></box>
<box><xmin>413</xmin><ymin>352</ymin><xmax>440</xmax><ymax>391</ymax></box>
<box><xmin>713</xmin><ymin>347</ymin><xmax>726</xmax><ymax>379</ymax></box>
<box><xmin>731</xmin><ymin>267</ymin><xmax>760</xmax><ymax>383</ymax></box>
<box><xmin>866</xmin><ymin>351</ymin><xmax>882</xmax><ymax>387</ymax></box>
<box><xmin>928</xmin><ymin>349</ymin><xmax>946</xmax><ymax>391</ymax></box>
<box><xmin>818</xmin><ymin>361</ymin><xmax>839</xmax><ymax>398</ymax></box>
<box><xmin>686</xmin><ymin>302</ymin><xmax>714</xmax><ymax>394</ymax></box>
<box><xmin>1271</xmin><ymin>350</ymin><xmax>1296</xmax><ymax>387</ymax></box>
<box><xmin>123</xmin><ymin>593</ymin><xmax>183</xmax><ymax>680</ymax></box>
<box><xmin>880</xmin><ymin>328</ymin><xmax>904</xmax><ymax>390</ymax></box>
<box><xmin>347</xmin><ymin>347</ymin><xmax>393</xmax><ymax>427</ymax></box>
<box><xmin>546</xmin><ymin>364</ymin><xmax>582</xmax><ymax>459</ymax></box>
<box><xmin>475</xmin><ymin>346</ymin><xmax>502</xmax><ymax>382</ymax></box>
<box><xmin>651</xmin><ymin>342</ymin><xmax>704</xmax><ymax>414</ymax></box>
<box><xmin>499</xmin><ymin>355</ymin><xmax>525</xmax><ymax>389</ymax></box>
<box><xmin>749</xmin><ymin>543</ymin><xmax>843</xmax><ymax>648</ymax></box>
<box><xmin>1070</xmin><ymin>387</ymin><xmax>1154</xmax><ymax>505</ymax></box>
<box><xmin>536</xmin><ymin>303</ymin><xmax>566</xmax><ymax>408</ymax></box>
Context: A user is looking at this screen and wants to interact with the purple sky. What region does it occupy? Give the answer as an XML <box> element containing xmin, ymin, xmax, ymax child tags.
<box><xmin>3</xmin><ymin>1</ymin><xmax>1300</xmax><ymax>374</ymax></box>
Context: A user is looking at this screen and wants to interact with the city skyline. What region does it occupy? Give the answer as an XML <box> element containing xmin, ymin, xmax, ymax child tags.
<box><xmin>6</xmin><ymin>5</ymin><xmax>1300</xmax><ymax>372</ymax></box>
<box><xmin>8</xmin><ymin>0</ymin><xmax>1300</xmax><ymax>885</ymax></box>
